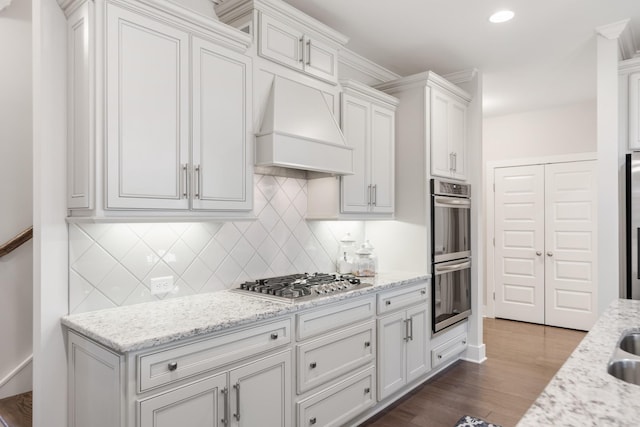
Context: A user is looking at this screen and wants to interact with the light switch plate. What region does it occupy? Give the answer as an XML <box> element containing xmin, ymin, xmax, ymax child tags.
<box><xmin>150</xmin><ymin>276</ymin><xmax>174</xmax><ymax>295</ymax></box>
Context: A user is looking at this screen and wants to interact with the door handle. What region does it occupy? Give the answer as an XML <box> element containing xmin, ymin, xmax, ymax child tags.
<box><xmin>404</xmin><ymin>319</ymin><xmax>410</xmax><ymax>342</ymax></box>
<box><xmin>194</xmin><ymin>165</ymin><xmax>201</xmax><ymax>199</ymax></box>
<box><xmin>407</xmin><ymin>318</ymin><xmax>414</xmax><ymax>341</ymax></box>
<box><xmin>181</xmin><ymin>164</ymin><xmax>188</xmax><ymax>198</ymax></box>
<box><xmin>306</xmin><ymin>39</ymin><xmax>312</xmax><ymax>65</ymax></box>
<box><xmin>368</xmin><ymin>184</ymin><xmax>372</xmax><ymax>206</ymax></box>
<box><xmin>233</xmin><ymin>382</ymin><xmax>240</xmax><ymax>421</ymax></box>
<box><xmin>299</xmin><ymin>37</ymin><xmax>304</xmax><ymax>63</ymax></box>
<box><xmin>372</xmin><ymin>184</ymin><xmax>377</xmax><ymax>206</ymax></box>
<box><xmin>221</xmin><ymin>387</ymin><xmax>229</xmax><ymax>426</ymax></box>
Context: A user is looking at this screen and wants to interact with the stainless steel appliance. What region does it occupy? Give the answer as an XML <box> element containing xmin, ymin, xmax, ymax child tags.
<box><xmin>233</xmin><ymin>273</ymin><xmax>372</xmax><ymax>303</ymax></box>
<box><xmin>430</xmin><ymin>179</ymin><xmax>472</xmax><ymax>333</ymax></box>
<box><xmin>626</xmin><ymin>153</ymin><xmax>640</xmax><ymax>299</ymax></box>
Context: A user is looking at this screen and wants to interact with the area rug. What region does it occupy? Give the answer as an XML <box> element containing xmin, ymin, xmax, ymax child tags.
<box><xmin>454</xmin><ymin>415</ymin><xmax>502</xmax><ymax>427</ymax></box>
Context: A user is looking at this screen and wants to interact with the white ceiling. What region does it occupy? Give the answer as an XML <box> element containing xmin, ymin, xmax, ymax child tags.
<box><xmin>283</xmin><ymin>0</ymin><xmax>640</xmax><ymax>117</ymax></box>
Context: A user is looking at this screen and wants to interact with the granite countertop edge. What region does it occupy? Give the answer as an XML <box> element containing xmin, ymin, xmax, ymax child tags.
<box><xmin>516</xmin><ymin>298</ymin><xmax>640</xmax><ymax>426</ymax></box>
<box><xmin>61</xmin><ymin>272</ymin><xmax>430</xmax><ymax>353</ymax></box>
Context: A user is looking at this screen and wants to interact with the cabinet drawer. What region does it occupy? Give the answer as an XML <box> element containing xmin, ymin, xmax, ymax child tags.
<box><xmin>377</xmin><ymin>282</ymin><xmax>428</xmax><ymax>314</ymax></box>
<box><xmin>297</xmin><ymin>321</ymin><xmax>375</xmax><ymax>394</ymax></box>
<box><xmin>137</xmin><ymin>318</ymin><xmax>291</xmax><ymax>392</ymax></box>
<box><xmin>431</xmin><ymin>332</ymin><xmax>467</xmax><ymax>368</ymax></box>
<box><xmin>296</xmin><ymin>296</ymin><xmax>375</xmax><ymax>341</ymax></box>
<box><xmin>297</xmin><ymin>366</ymin><xmax>375</xmax><ymax>427</ymax></box>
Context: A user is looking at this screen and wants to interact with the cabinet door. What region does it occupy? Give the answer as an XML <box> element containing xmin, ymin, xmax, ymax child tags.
<box><xmin>229</xmin><ymin>350</ymin><xmax>291</xmax><ymax>427</ymax></box>
<box><xmin>258</xmin><ymin>13</ymin><xmax>304</xmax><ymax>71</ymax></box>
<box><xmin>630</xmin><ymin>72</ymin><xmax>640</xmax><ymax>149</ymax></box>
<box><xmin>370</xmin><ymin>105</ymin><xmax>395</xmax><ymax>213</ymax></box>
<box><xmin>376</xmin><ymin>311</ymin><xmax>407</xmax><ymax>400</ymax></box>
<box><xmin>67</xmin><ymin>1</ymin><xmax>93</xmax><ymax>209</ymax></box>
<box><xmin>405</xmin><ymin>304</ymin><xmax>429</xmax><ymax>383</ymax></box>
<box><xmin>106</xmin><ymin>4</ymin><xmax>189</xmax><ymax>210</ymax></box>
<box><xmin>138</xmin><ymin>374</ymin><xmax>226</xmax><ymax>427</ymax></box>
<box><xmin>192</xmin><ymin>37</ymin><xmax>252</xmax><ymax>211</ymax></box>
<box><xmin>429</xmin><ymin>86</ymin><xmax>452</xmax><ymax>179</ymax></box>
<box><xmin>341</xmin><ymin>93</ymin><xmax>371</xmax><ymax>213</ymax></box>
<box><xmin>449</xmin><ymin>98</ymin><xmax>467</xmax><ymax>180</ymax></box>
<box><xmin>303</xmin><ymin>36</ymin><xmax>338</xmax><ymax>84</ymax></box>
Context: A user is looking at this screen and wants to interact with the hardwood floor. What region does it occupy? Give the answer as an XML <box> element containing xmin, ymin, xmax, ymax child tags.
<box><xmin>359</xmin><ymin>318</ymin><xmax>586</xmax><ymax>427</ymax></box>
<box><xmin>0</xmin><ymin>391</ymin><xmax>31</xmax><ymax>427</ymax></box>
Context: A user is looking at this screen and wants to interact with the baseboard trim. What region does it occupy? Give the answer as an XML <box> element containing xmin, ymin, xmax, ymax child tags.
<box><xmin>0</xmin><ymin>355</ymin><xmax>32</xmax><ymax>391</ymax></box>
<box><xmin>462</xmin><ymin>344</ymin><xmax>487</xmax><ymax>364</ymax></box>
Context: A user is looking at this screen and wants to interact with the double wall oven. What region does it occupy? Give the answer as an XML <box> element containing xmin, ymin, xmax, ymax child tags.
<box><xmin>430</xmin><ymin>179</ymin><xmax>471</xmax><ymax>333</ymax></box>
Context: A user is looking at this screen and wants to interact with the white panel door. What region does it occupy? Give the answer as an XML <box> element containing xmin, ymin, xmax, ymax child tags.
<box><xmin>303</xmin><ymin>36</ymin><xmax>338</xmax><ymax>83</ymax></box>
<box><xmin>430</xmin><ymin>87</ymin><xmax>451</xmax><ymax>179</ymax></box>
<box><xmin>494</xmin><ymin>165</ymin><xmax>545</xmax><ymax>324</ymax></box>
<box><xmin>405</xmin><ymin>304</ymin><xmax>429</xmax><ymax>383</ymax></box>
<box><xmin>106</xmin><ymin>4</ymin><xmax>189</xmax><ymax>209</ymax></box>
<box><xmin>258</xmin><ymin>14</ymin><xmax>303</xmax><ymax>71</ymax></box>
<box><xmin>192</xmin><ymin>37</ymin><xmax>252</xmax><ymax>211</ymax></box>
<box><xmin>370</xmin><ymin>104</ymin><xmax>395</xmax><ymax>214</ymax></box>
<box><xmin>377</xmin><ymin>311</ymin><xmax>407</xmax><ymax>400</ymax></box>
<box><xmin>341</xmin><ymin>93</ymin><xmax>370</xmax><ymax>213</ymax></box>
<box><xmin>229</xmin><ymin>350</ymin><xmax>291</xmax><ymax>427</ymax></box>
<box><xmin>449</xmin><ymin>99</ymin><xmax>467</xmax><ymax>180</ymax></box>
<box><xmin>544</xmin><ymin>161</ymin><xmax>598</xmax><ymax>330</ymax></box>
<box><xmin>138</xmin><ymin>374</ymin><xmax>226</xmax><ymax>427</ymax></box>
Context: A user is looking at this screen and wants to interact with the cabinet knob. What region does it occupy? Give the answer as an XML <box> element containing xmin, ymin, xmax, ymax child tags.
<box><xmin>310</xmin><ymin>362</ymin><xmax>317</xmax><ymax>369</ymax></box>
<box><xmin>385</xmin><ymin>300</ymin><xmax>391</xmax><ymax>306</ymax></box>
<box><xmin>364</xmin><ymin>387</ymin><xmax>370</xmax><ymax>394</ymax></box>
<box><xmin>168</xmin><ymin>361</ymin><xmax>178</xmax><ymax>371</ymax></box>
<box><xmin>438</xmin><ymin>355</ymin><xmax>442</xmax><ymax>359</ymax></box>
<box><xmin>364</xmin><ymin>341</ymin><xmax>371</xmax><ymax>348</ymax></box>
<box><xmin>310</xmin><ymin>417</ymin><xmax>317</xmax><ymax>425</ymax></box>
<box><xmin>547</xmin><ymin>251</ymin><xmax>554</xmax><ymax>257</ymax></box>
<box><xmin>536</xmin><ymin>251</ymin><xmax>542</xmax><ymax>256</ymax></box>
<box><xmin>270</xmin><ymin>333</ymin><xmax>278</xmax><ymax>340</ymax></box>
<box><xmin>420</xmin><ymin>289</ymin><xmax>426</xmax><ymax>295</ymax></box>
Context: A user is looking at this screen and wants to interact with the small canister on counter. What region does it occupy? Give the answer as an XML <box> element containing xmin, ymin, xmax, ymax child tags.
<box><xmin>354</xmin><ymin>244</ymin><xmax>376</xmax><ymax>277</ymax></box>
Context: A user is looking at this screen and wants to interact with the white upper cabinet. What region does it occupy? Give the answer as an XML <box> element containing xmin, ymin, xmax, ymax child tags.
<box><xmin>105</xmin><ymin>4</ymin><xmax>190</xmax><ymax>210</ymax></box>
<box><xmin>429</xmin><ymin>85</ymin><xmax>469</xmax><ymax>181</ymax></box>
<box><xmin>341</xmin><ymin>81</ymin><xmax>396</xmax><ymax>215</ymax></box>
<box><xmin>63</xmin><ymin>0</ymin><xmax>253</xmax><ymax>220</ymax></box>
<box><xmin>306</xmin><ymin>80</ymin><xmax>398</xmax><ymax>219</ymax></box>
<box><xmin>216</xmin><ymin>0</ymin><xmax>347</xmax><ymax>85</ymax></box>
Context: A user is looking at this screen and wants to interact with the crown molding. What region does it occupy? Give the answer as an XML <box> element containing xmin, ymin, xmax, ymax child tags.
<box><xmin>443</xmin><ymin>69</ymin><xmax>478</xmax><ymax>85</ymax></box>
<box><xmin>340</xmin><ymin>79</ymin><xmax>399</xmax><ymax>108</ymax></box>
<box><xmin>338</xmin><ymin>48</ymin><xmax>400</xmax><ymax>85</ymax></box>
<box><xmin>596</xmin><ymin>19</ymin><xmax>630</xmax><ymax>40</ymax></box>
<box><xmin>374</xmin><ymin>70</ymin><xmax>472</xmax><ymax>102</ymax></box>
<box><xmin>619</xmin><ymin>56</ymin><xmax>640</xmax><ymax>72</ymax></box>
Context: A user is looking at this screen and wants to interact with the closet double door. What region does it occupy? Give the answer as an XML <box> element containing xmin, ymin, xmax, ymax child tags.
<box><xmin>494</xmin><ymin>161</ymin><xmax>598</xmax><ymax>331</ymax></box>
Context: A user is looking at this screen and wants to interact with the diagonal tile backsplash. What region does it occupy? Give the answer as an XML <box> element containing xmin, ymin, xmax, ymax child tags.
<box><xmin>69</xmin><ymin>174</ymin><xmax>365</xmax><ymax>314</ymax></box>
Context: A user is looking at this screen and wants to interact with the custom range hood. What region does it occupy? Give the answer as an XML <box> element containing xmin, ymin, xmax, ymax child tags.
<box><xmin>255</xmin><ymin>77</ymin><xmax>354</xmax><ymax>176</ymax></box>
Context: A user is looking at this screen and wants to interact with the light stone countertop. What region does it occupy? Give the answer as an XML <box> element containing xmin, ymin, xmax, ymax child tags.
<box><xmin>517</xmin><ymin>299</ymin><xmax>640</xmax><ymax>427</ymax></box>
<box><xmin>61</xmin><ymin>272</ymin><xmax>430</xmax><ymax>353</ymax></box>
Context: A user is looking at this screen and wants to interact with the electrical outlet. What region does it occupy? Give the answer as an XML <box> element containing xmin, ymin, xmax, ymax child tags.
<box><xmin>150</xmin><ymin>276</ymin><xmax>174</xmax><ymax>295</ymax></box>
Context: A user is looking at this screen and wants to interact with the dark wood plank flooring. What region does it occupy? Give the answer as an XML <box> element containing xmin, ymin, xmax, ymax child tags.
<box><xmin>359</xmin><ymin>318</ymin><xmax>586</xmax><ymax>427</ymax></box>
<box><xmin>0</xmin><ymin>391</ymin><xmax>32</xmax><ymax>427</ymax></box>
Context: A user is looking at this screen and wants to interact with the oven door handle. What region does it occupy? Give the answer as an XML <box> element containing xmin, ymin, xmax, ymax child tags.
<box><xmin>435</xmin><ymin>260</ymin><xmax>471</xmax><ymax>274</ymax></box>
<box><xmin>434</xmin><ymin>196</ymin><xmax>470</xmax><ymax>208</ymax></box>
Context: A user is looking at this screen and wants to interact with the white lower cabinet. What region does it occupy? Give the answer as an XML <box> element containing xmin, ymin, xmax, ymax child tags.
<box><xmin>139</xmin><ymin>373</ymin><xmax>226</xmax><ymax>427</ymax></box>
<box><xmin>377</xmin><ymin>304</ymin><xmax>429</xmax><ymax>400</ymax></box>
<box><xmin>138</xmin><ymin>350</ymin><xmax>291</xmax><ymax>427</ymax></box>
<box><xmin>297</xmin><ymin>366</ymin><xmax>375</xmax><ymax>427</ymax></box>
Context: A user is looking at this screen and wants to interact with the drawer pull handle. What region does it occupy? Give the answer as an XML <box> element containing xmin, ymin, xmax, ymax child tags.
<box><xmin>438</xmin><ymin>355</ymin><xmax>442</xmax><ymax>359</ymax></box>
<box><xmin>364</xmin><ymin>341</ymin><xmax>371</xmax><ymax>348</ymax></box>
<box><xmin>221</xmin><ymin>387</ymin><xmax>229</xmax><ymax>426</ymax></box>
<box><xmin>310</xmin><ymin>417</ymin><xmax>317</xmax><ymax>425</ymax></box>
<box><xmin>168</xmin><ymin>362</ymin><xmax>178</xmax><ymax>371</ymax></box>
<box><xmin>270</xmin><ymin>333</ymin><xmax>278</xmax><ymax>340</ymax></box>
<box><xmin>385</xmin><ymin>300</ymin><xmax>391</xmax><ymax>306</ymax></box>
<box><xmin>310</xmin><ymin>362</ymin><xmax>317</xmax><ymax>369</ymax></box>
<box><xmin>233</xmin><ymin>382</ymin><xmax>241</xmax><ymax>421</ymax></box>
<box><xmin>364</xmin><ymin>387</ymin><xmax>370</xmax><ymax>394</ymax></box>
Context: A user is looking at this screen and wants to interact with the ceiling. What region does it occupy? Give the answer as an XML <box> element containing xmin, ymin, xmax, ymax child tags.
<box><xmin>283</xmin><ymin>0</ymin><xmax>640</xmax><ymax>117</ymax></box>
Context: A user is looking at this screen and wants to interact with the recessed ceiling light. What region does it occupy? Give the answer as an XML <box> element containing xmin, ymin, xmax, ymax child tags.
<box><xmin>489</xmin><ymin>10</ymin><xmax>514</xmax><ymax>24</ymax></box>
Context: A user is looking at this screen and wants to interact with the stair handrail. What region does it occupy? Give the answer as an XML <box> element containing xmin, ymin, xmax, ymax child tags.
<box><xmin>0</xmin><ymin>227</ymin><xmax>33</xmax><ymax>258</ymax></box>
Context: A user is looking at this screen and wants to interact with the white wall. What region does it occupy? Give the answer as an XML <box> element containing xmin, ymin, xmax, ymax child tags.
<box><xmin>0</xmin><ymin>0</ymin><xmax>33</xmax><ymax>399</ymax></box>
<box><xmin>484</xmin><ymin>100</ymin><xmax>597</xmax><ymax>162</ymax></box>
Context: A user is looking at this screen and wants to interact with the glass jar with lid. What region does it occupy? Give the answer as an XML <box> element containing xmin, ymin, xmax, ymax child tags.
<box><xmin>354</xmin><ymin>244</ymin><xmax>376</xmax><ymax>277</ymax></box>
<box><xmin>337</xmin><ymin>233</ymin><xmax>357</xmax><ymax>274</ymax></box>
